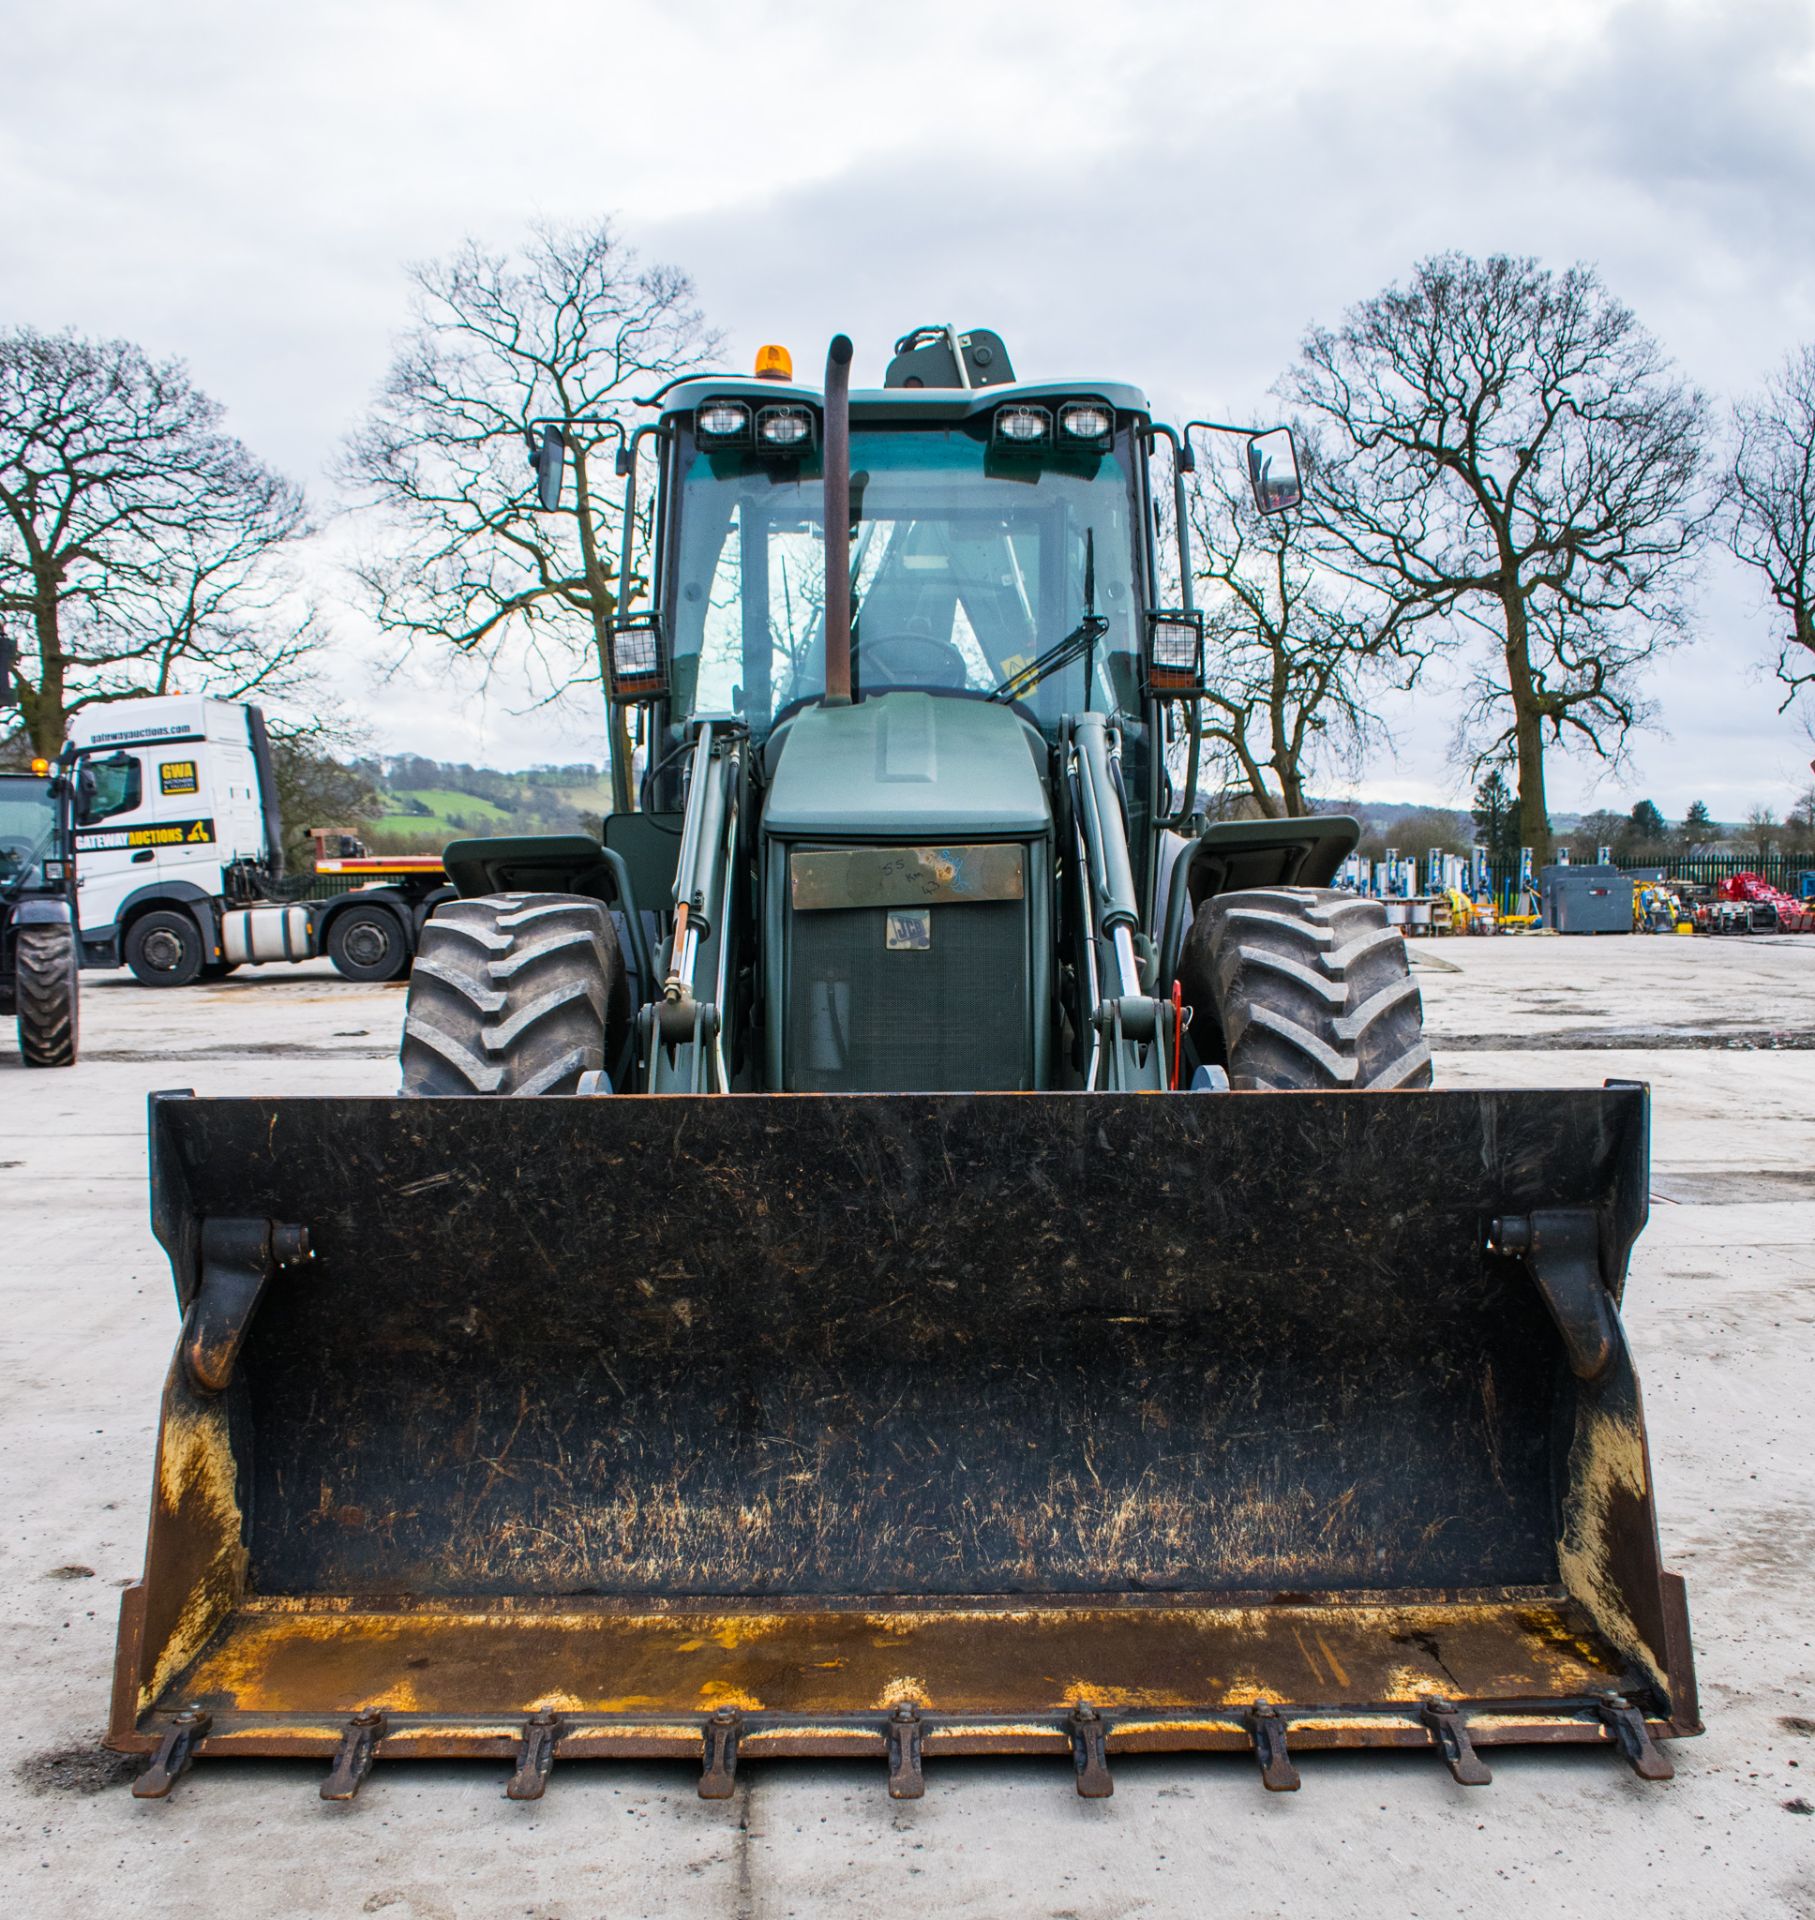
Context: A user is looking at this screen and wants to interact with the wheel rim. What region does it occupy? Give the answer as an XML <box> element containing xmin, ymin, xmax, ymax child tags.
<box><xmin>343</xmin><ymin>920</ymin><xmax>390</xmax><ymax>968</ymax></box>
<box><xmin>142</xmin><ymin>928</ymin><xmax>186</xmax><ymax>973</ymax></box>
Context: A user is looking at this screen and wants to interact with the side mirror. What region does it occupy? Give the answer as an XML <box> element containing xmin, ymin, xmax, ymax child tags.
<box><xmin>1246</xmin><ymin>428</ymin><xmax>1302</xmax><ymax>515</ymax></box>
<box><xmin>75</xmin><ymin>764</ymin><xmax>100</xmax><ymax>823</ymax></box>
<box><xmin>528</xmin><ymin>424</ymin><xmax>566</xmax><ymax>511</ymax></box>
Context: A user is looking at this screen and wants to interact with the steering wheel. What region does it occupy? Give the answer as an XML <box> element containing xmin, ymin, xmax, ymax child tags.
<box><xmin>857</xmin><ymin>630</ymin><xmax>970</xmax><ymax>689</ymax></box>
<box><xmin>0</xmin><ymin>837</ymin><xmax>34</xmax><ymax>868</ymax></box>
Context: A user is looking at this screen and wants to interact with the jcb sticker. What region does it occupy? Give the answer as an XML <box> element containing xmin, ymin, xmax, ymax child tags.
<box><xmin>75</xmin><ymin>816</ymin><xmax>215</xmax><ymax>853</ymax></box>
<box><xmin>159</xmin><ymin>760</ymin><xmax>199</xmax><ymax>796</ymax></box>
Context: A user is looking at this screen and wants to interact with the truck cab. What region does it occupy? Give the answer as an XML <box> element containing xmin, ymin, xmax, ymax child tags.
<box><xmin>67</xmin><ymin>697</ymin><xmax>280</xmax><ymax>979</ymax></box>
<box><xmin>65</xmin><ymin>696</ymin><xmax>447</xmax><ymax>986</ymax></box>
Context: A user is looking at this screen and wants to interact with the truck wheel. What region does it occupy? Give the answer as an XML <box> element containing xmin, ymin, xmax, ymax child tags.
<box><xmin>125</xmin><ymin>909</ymin><xmax>205</xmax><ymax>988</ymax></box>
<box><xmin>1176</xmin><ymin>886</ymin><xmax>1432</xmax><ymax>1090</ymax></box>
<box><xmin>16</xmin><ymin>923</ymin><xmax>78</xmax><ymax>1068</ymax></box>
<box><xmin>399</xmin><ymin>893</ymin><xmax>628</xmax><ymax>1096</ymax></box>
<box><xmin>327</xmin><ymin>904</ymin><xmax>410</xmax><ymax>983</ymax></box>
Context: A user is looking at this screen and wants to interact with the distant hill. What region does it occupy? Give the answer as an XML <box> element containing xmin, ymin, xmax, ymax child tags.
<box><xmin>363</xmin><ymin>757</ymin><xmax>611</xmax><ymax>851</ymax></box>
<box><xmin>1313</xmin><ymin>796</ymin><xmax>1586</xmax><ymax>834</ymax></box>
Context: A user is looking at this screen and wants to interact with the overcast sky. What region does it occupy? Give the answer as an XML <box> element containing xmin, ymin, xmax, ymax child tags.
<box><xmin>6</xmin><ymin>0</ymin><xmax>1815</xmax><ymax>814</ymax></box>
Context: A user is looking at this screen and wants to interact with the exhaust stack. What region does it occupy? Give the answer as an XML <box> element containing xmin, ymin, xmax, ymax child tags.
<box><xmin>823</xmin><ymin>334</ymin><xmax>853</xmax><ymax>706</ymax></box>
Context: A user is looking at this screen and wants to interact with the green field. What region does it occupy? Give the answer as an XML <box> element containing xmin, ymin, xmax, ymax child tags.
<box><xmin>370</xmin><ymin>787</ymin><xmax>515</xmax><ymax>837</ymax></box>
<box><xmin>365</xmin><ymin>778</ymin><xmax>611</xmax><ymax>850</ymax></box>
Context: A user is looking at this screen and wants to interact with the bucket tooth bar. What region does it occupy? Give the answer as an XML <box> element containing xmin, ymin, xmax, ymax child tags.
<box><xmin>120</xmin><ymin>1697</ymin><xmax>1681</xmax><ymax>1802</ymax></box>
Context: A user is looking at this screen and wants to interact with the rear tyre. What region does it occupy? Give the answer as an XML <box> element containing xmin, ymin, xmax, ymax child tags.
<box><xmin>1176</xmin><ymin>886</ymin><xmax>1432</xmax><ymax>1090</ymax></box>
<box><xmin>399</xmin><ymin>893</ymin><xmax>628</xmax><ymax>1096</ymax></box>
<box><xmin>327</xmin><ymin>903</ymin><xmax>411</xmax><ymax>982</ymax></box>
<box><xmin>16</xmin><ymin>923</ymin><xmax>78</xmax><ymax>1068</ymax></box>
<box><xmin>124</xmin><ymin>909</ymin><xmax>206</xmax><ymax>988</ymax></box>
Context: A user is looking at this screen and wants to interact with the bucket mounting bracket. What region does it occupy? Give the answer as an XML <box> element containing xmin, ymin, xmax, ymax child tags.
<box><xmin>181</xmin><ymin>1217</ymin><xmax>311</xmax><ymax>1394</ymax></box>
<box><xmin>1487</xmin><ymin>1208</ymin><xmax>1618</xmax><ymax>1380</ymax></box>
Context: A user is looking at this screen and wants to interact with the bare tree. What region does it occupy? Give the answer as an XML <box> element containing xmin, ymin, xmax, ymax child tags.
<box><xmin>1187</xmin><ymin>446</ymin><xmax>1425</xmax><ymax>817</ymax></box>
<box><xmin>1287</xmin><ymin>254</ymin><xmax>1712</xmax><ymax>863</ymax></box>
<box><xmin>339</xmin><ymin>222</ymin><xmax>718</xmax><ymax>808</ymax></box>
<box><xmin>1729</xmin><ymin>343</ymin><xmax>1815</xmax><ymax>712</ymax></box>
<box><xmin>0</xmin><ymin>327</ymin><xmax>312</xmax><ymax>756</ymax></box>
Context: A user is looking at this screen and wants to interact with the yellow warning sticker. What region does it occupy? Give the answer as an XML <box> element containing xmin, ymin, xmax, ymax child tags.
<box><xmin>999</xmin><ymin>652</ymin><xmax>1037</xmax><ymax>699</ymax></box>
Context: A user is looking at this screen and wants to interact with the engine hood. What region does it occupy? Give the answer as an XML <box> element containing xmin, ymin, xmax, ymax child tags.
<box><xmin>762</xmin><ymin>693</ymin><xmax>1051</xmax><ymax>839</ymax></box>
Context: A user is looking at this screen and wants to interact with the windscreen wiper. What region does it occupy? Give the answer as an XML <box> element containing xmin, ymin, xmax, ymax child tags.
<box><xmin>988</xmin><ymin>528</ymin><xmax>1108</xmax><ymax>702</ymax></box>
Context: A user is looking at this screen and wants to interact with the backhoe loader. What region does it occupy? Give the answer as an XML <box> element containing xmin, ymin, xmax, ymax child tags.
<box><xmin>110</xmin><ymin>326</ymin><xmax>1697</xmax><ymax>1804</ymax></box>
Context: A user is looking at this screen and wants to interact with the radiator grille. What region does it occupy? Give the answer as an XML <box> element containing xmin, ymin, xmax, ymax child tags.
<box><xmin>785</xmin><ymin>898</ymin><xmax>1032</xmax><ymax>1092</ymax></box>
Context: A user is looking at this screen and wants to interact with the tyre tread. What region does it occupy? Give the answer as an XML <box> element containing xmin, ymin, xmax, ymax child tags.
<box><xmin>399</xmin><ymin>893</ymin><xmax>626</xmax><ymax>1097</ymax></box>
<box><xmin>15</xmin><ymin>922</ymin><xmax>78</xmax><ymax>1068</ymax></box>
<box><xmin>1176</xmin><ymin>885</ymin><xmax>1432</xmax><ymax>1091</ymax></box>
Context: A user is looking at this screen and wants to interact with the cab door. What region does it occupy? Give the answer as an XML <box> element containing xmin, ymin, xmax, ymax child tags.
<box><xmin>143</xmin><ymin>749</ymin><xmax>227</xmax><ymax>889</ymax></box>
<box><xmin>72</xmin><ymin>750</ymin><xmax>152</xmax><ymax>938</ymax></box>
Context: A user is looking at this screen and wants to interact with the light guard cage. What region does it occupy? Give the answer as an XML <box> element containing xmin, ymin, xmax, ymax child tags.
<box><xmin>608</xmin><ymin>612</ymin><xmax>669</xmax><ymax>701</ymax></box>
<box><xmin>1146</xmin><ymin>608</ymin><xmax>1206</xmax><ymax>698</ymax></box>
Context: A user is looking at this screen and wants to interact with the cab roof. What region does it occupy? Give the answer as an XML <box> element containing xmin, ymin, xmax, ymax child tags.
<box><xmin>656</xmin><ymin>376</ymin><xmax>1152</xmax><ymax>426</ymax></box>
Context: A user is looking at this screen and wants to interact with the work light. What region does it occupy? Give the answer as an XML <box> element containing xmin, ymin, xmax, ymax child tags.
<box><xmin>1058</xmin><ymin>402</ymin><xmax>1114</xmax><ymax>448</ymax></box>
<box><xmin>697</xmin><ymin>401</ymin><xmax>752</xmax><ymax>445</ymax></box>
<box><xmin>756</xmin><ymin>405</ymin><xmax>815</xmax><ymax>451</ymax></box>
<box><xmin>1146</xmin><ymin>608</ymin><xmax>1205</xmax><ymax>696</ymax></box>
<box><xmin>993</xmin><ymin>404</ymin><xmax>1052</xmax><ymax>446</ymax></box>
<box><xmin>608</xmin><ymin>613</ymin><xmax>669</xmax><ymax>700</ymax></box>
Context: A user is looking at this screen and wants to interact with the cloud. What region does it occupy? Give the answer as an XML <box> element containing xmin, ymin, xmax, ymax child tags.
<box><xmin>2</xmin><ymin>0</ymin><xmax>1813</xmax><ymax>800</ymax></box>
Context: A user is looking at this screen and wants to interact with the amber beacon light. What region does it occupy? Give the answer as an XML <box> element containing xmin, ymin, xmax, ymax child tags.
<box><xmin>754</xmin><ymin>343</ymin><xmax>793</xmax><ymax>381</ymax></box>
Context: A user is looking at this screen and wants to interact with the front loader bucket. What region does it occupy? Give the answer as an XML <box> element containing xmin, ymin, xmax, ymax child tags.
<box><xmin>111</xmin><ymin>1086</ymin><xmax>1697</xmax><ymax>1798</ymax></box>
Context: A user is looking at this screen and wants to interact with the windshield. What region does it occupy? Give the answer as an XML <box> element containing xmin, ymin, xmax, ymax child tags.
<box><xmin>0</xmin><ymin>774</ymin><xmax>57</xmax><ymax>894</ymax></box>
<box><xmin>666</xmin><ymin>423</ymin><xmax>1146</xmax><ymax>735</ymax></box>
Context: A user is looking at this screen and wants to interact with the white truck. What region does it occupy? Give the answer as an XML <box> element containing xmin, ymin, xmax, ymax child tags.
<box><xmin>66</xmin><ymin>695</ymin><xmax>451</xmax><ymax>986</ymax></box>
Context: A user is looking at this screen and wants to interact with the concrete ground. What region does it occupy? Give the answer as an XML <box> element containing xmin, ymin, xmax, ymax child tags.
<box><xmin>1</xmin><ymin>935</ymin><xmax>1812</xmax><ymax>1919</ymax></box>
